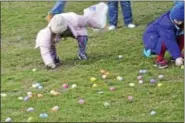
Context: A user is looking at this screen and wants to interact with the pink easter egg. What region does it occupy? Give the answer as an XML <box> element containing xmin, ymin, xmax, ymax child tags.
<box><xmin>109</xmin><ymin>87</ymin><xmax>116</xmax><ymax>91</ymax></box>
<box><xmin>137</xmin><ymin>75</ymin><xmax>142</xmax><ymax>80</ymax></box>
<box><xmin>128</xmin><ymin>96</ymin><xmax>134</xmax><ymax>101</ymax></box>
<box><xmin>62</xmin><ymin>84</ymin><xmax>69</xmax><ymax>89</ymax></box>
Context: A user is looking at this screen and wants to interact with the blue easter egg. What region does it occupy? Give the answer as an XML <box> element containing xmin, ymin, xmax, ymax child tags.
<box><xmin>37</xmin><ymin>85</ymin><xmax>43</xmax><ymax>89</ymax></box>
<box><xmin>39</xmin><ymin>113</ymin><xmax>48</xmax><ymax>118</ymax></box>
<box><xmin>24</xmin><ymin>96</ymin><xmax>30</xmax><ymax>102</ymax></box>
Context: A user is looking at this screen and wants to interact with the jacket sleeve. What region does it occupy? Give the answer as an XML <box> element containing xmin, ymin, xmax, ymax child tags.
<box><xmin>35</xmin><ymin>27</ymin><xmax>52</xmax><ymax>49</ymax></box>
<box><xmin>35</xmin><ymin>27</ymin><xmax>54</xmax><ymax>65</ymax></box>
<box><xmin>159</xmin><ymin>28</ymin><xmax>181</xmax><ymax>59</ymax></box>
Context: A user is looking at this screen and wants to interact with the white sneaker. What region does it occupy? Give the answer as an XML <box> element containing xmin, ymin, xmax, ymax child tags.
<box><xmin>108</xmin><ymin>25</ymin><xmax>116</xmax><ymax>31</ymax></box>
<box><xmin>127</xmin><ymin>23</ymin><xmax>136</xmax><ymax>28</ymax></box>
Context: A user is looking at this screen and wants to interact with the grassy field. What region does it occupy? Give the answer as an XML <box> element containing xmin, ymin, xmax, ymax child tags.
<box><xmin>1</xmin><ymin>1</ymin><xmax>184</xmax><ymax>122</ymax></box>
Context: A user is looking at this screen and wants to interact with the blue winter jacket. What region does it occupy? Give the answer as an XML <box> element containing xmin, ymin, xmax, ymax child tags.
<box><xmin>143</xmin><ymin>11</ymin><xmax>182</xmax><ymax>59</ymax></box>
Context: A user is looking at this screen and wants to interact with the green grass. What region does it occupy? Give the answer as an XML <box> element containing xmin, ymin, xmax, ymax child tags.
<box><xmin>1</xmin><ymin>1</ymin><xmax>184</xmax><ymax>122</ymax></box>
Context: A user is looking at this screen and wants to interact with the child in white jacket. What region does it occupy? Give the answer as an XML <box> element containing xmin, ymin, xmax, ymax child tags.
<box><xmin>35</xmin><ymin>2</ymin><xmax>108</xmax><ymax>69</ymax></box>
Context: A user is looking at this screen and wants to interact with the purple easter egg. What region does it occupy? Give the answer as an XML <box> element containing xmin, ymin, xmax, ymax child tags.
<box><xmin>150</xmin><ymin>79</ymin><xmax>157</xmax><ymax>84</ymax></box>
<box><xmin>24</xmin><ymin>96</ymin><xmax>30</xmax><ymax>102</ymax></box>
<box><xmin>78</xmin><ymin>99</ymin><xmax>85</xmax><ymax>104</ymax></box>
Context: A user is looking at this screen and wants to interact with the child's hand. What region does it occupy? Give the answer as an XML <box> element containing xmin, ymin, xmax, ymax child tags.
<box><xmin>46</xmin><ymin>63</ymin><xmax>56</xmax><ymax>69</ymax></box>
<box><xmin>175</xmin><ymin>57</ymin><xmax>184</xmax><ymax>66</ymax></box>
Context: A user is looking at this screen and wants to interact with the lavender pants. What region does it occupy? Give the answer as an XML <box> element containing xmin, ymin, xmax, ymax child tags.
<box><xmin>50</xmin><ymin>35</ymin><xmax>88</xmax><ymax>59</ymax></box>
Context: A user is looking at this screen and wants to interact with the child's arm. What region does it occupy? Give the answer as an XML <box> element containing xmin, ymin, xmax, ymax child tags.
<box><xmin>35</xmin><ymin>27</ymin><xmax>56</xmax><ymax>69</ymax></box>
<box><xmin>159</xmin><ymin>28</ymin><xmax>183</xmax><ymax>66</ymax></box>
<box><xmin>40</xmin><ymin>47</ymin><xmax>56</xmax><ymax>69</ymax></box>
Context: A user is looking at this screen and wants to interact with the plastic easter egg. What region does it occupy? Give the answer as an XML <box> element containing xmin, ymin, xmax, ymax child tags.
<box><xmin>142</xmin><ymin>69</ymin><xmax>147</xmax><ymax>73</ymax></box>
<box><xmin>27</xmin><ymin>92</ymin><xmax>32</xmax><ymax>97</ymax></box>
<box><xmin>50</xmin><ymin>90</ymin><xmax>55</xmax><ymax>95</ymax></box>
<box><xmin>27</xmin><ymin>92</ymin><xmax>32</xmax><ymax>95</ymax></box>
<box><xmin>109</xmin><ymin>87</ymin><xmax>116</xmax><ymax>91</ymax></box>
<box><xmin>78</xmin><ymin>99</ymin><xmax>85</xmax><ymax>104</ymax></box>
<box><xmin>24</xmin><ymin>96</ymin><xmax>30</xmax><ymax>102</ymax></box>
<box><xmin>139</xmin><ymin>69</ymin><xmax>147</xmax><ymax>74</ymax></box>
<box><xmin>158</xmin><ymin>75</ymin><xmax>164</xmax><ymax>79</ymax></box>
<box><xmin>90</xmin><ymin>77</ymin><xmax>96</xmax><ymax>82</ymax></box>
<box><xmin>100</xmin><ymin>70</ymin><xmax>106</xmax><ymax>74</ymax></box>
<box><xmin>32</xmin><ymin>84</ymin><xmax>37</xmax><ymax>88</ymax></box>
<box><xmin>32</xmin><ymin>68</ymin><xmax>37</xmax><ymax>72</ymax></box>
<box><xmin>139</xmin><ymin>70</ymin><xmax>143</xmax><ymax>74</ymax></box>
<box><xmin>27</xmin><ymin>107</ymin><xmax>34</xmax><ymax>112</ymax></box>
<box><xmin>39</xmin><ymin>113</ymin><xmax>44</xmax><ymax>118</ymax></box>
<box><xmin>39</xmin><ymin>113</ymin><xmax>48</xmax><ymax>118</ymax></box>
<box><xmin>128</xmin><ymin>96</ymin><xmax>134</xmax><ymax>101</ymax></box>
<box><xmin>1</xmin><ymin>93</ymin><xmax>7</xmax><ymax>97</ymax></box>
<box><xmin>92</xmin><ymin>83</ymin><xmax>98</xmax><ymax>87</ymax></box>
<box><xmin>129</xmin><ymin>83</ymin><xmax>135</xmax><ymax>87</ymax></box>
<box><xmin>150</xmin><ymin>79</ymin><xmax>157</xmax><ymax>84</ymax></box>
<box><xmin>98</xmin><ymin>91</ymin><xmax>104</xmax><ymax>94</ymax></box>
<box><xmin>62</xmin><ymin>84</ymin><xmax>69</xmax><ymax>89</ymax></box>
<box><xmin>104</xmin><ymin>102</ymin><xmax>110</xmax><ymax>107</ymax></box>
<box><xmin>116</xmin><ymin>76</ymin><xmax>123</xmax><ymax>81</ymax></box>
<box><xmin>138</xmin><ymin>80</ymin><xmax>143</xmax><ymax>84</ymax></box>
<box><xmin>118</xmin><ymin>55</ymin><xmax>123</xmax><ymax>59</ymax></box>
<box><xmin>43</xmin><ymin>113</ymin><xmax>48</xmax><ymax>118</ymax></box>
<box><xmin>71</xmin><ymin>84</ymin><xmax>77</xmax><ymax>89</ymax></box>
<box><xmin>37</xmin><ymin>94</ymin><xmax>43</xmax><ymax>98</ymax></box>
<box><xmin>18</xmin><ymin>97</ymin><xmax>24</xmax><ymax>100</ymax></box>
<box><xmin>5</xmin><ymin>117</ymin><xmax>12</xmax><ymax>122</ymax></box>
<box><xmin>137</xmin><ymin>75</ymin><xmax>142</xmax><ymax>80</ymax></box>
<box><xmin>37</xmin><ymin>85</ymin><xmax>43</xmax><ymax>89</ymax></box>
<box><xmin>35</xmin><ymin>83</ymin><xmax>40</xmax><ymax>87</ymax></box>
<box><xmin>27</xmin><ymin>117</ymin><xmax>34</xmax><ymax>122</ymax></box>
<box><xmin>150</xmin><ymin>111</ymin><xmax>156</xmax><ymax>115</ymax></box>
<box><xmin>157</xmin><ymin>83</ymin><xmax>163</xmax><ymax>87</ymax></box>
<box><xmin>153</xmin><ymin>64</ymin><xmax>157</xmax><ymax>67</ymax></box>
<box><xmin>181</xmin><ymin>65</ymin><xmax>184</xmax><ymax>69</ymax></box>
<box><xmin>102</xmin><ymin>74</ymin><xmax>107</xmax><ymax>79</ymax></box>
<box><xmin>51</xmin><ymin>106</ymin><xmax>59</xmax><ymax>111</ymax></box>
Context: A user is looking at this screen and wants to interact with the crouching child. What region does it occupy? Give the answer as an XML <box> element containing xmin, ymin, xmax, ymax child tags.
<box><xmin>35</xmin><ymin>2</ymin><xmax>108</xmax><ymax>69</ymax></box>
<box><xmin>143</xmin><ymin>3</ymin><xmax>184</xmax><ymax>68</ymax></box>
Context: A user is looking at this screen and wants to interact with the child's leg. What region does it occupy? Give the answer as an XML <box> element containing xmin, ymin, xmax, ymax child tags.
<box><xmin>156</xmin><ymin>42</ymin><xmax>167</xmax><ymax>62</ymax></box>
<box><xmin>155</xmin><ymin>42</ymin><xmax>168</xmax><ymax>68</ymax></box>
<box><xmin>50</xmin><ymin>44</ymin><xmax>57</xmax><ymax>59</ymax></box>
<box><xmin>50</xmin><ymin>42</ymin><xmax>60</xmax><ymax>64</ymax></box>
<box><xmin>77</xmin><ymin>36</ymin><xmax>88</xmax><ymax>60</ymax></box>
